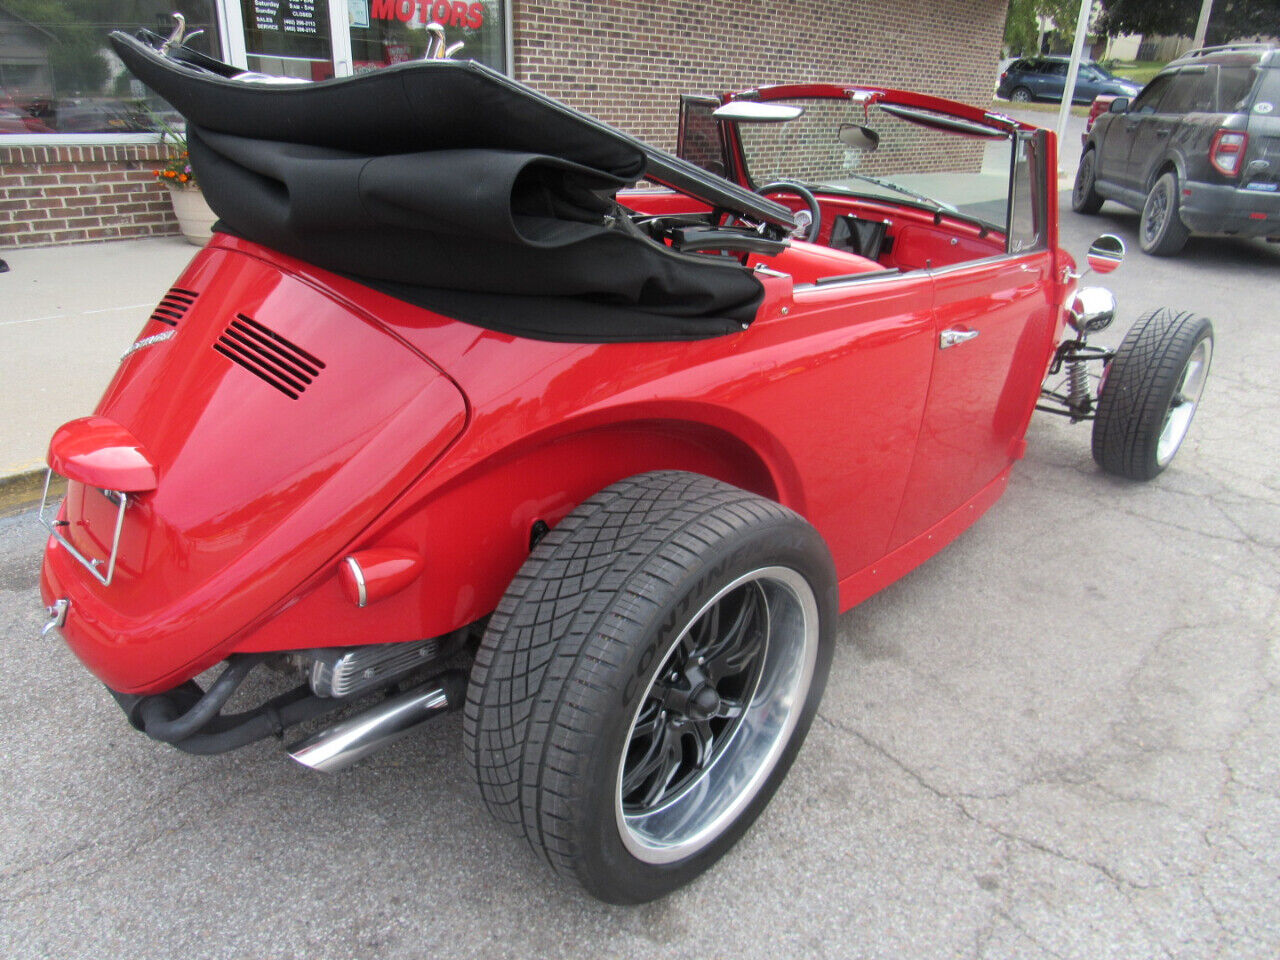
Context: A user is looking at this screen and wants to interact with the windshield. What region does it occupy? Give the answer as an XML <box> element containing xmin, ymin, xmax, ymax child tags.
<box><xmin>736</xmin><ymin>98</ymin><xmax>1014</xmax><ymax>230</ymax></box>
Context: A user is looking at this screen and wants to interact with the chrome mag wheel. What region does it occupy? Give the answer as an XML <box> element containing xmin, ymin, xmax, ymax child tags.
<box><xmin>1157</xmin><ymin>335</ymin><xmax>1212</xmax><ymax>467</ymax></box>
<box><xmin>616</xmin><ymin>566</ymin><xmax>819</xmax><ymax>864</ymax></box>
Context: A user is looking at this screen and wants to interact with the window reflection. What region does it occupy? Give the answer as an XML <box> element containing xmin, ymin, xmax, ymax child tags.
<box><xmin>0</xmin><ymin>1</ymin><xmax>219</xmax><ymax>134</ymax></box>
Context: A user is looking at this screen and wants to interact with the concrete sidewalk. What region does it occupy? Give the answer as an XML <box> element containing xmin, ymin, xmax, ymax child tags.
<box><xmin>0</xmin><ymin>236</ymin><xmax>198</xmax><ymax>503</ymax></box>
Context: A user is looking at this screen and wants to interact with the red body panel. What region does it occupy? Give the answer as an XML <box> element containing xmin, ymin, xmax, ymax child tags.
<box><xmin>43</xmin><ymin>245</ymin><xmax>468</xmax><ymax>692</ymax></box>
<box><xmin>42</xmin><ymin>87</ymin><xmax>1071</xmax><ymax>696</ymax></box>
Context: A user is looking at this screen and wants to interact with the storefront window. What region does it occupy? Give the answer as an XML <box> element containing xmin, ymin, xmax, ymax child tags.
<box><xmin>0</xmin><ymin>1</ymin><xmax>220</xmax><ymax>135</ymax></box>
<box><xmin>348</xmin><ymin>0</ymin><xmax>506</xmax><ymax>73</ymax></box>
<box><xmin>0</xmin><ymin>0</ymin><xmax>509</xmax><ymax>136</ymax></box>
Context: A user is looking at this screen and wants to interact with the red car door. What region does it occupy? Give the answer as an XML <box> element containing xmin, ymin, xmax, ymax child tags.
<box><xmin>887</xmin><ymin>251</ymin><xmax>1057</xmax><ymax>549</ymax></box>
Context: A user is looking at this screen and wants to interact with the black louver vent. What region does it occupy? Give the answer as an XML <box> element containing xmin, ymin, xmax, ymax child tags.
<box><xmin>150</xmin><ymin>286</ymin><xmax>198</xmax><ymax>326</ymax></box>
<box><xmin>213</xmin><ymin>313</ymin><xmax>326</xmax><ymax>400</ymax></box>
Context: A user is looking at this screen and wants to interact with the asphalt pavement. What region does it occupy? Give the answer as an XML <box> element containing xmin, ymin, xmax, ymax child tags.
<box><xmin>2</xmin><ymin>149</ymin><xmax>1279</xmax><ymax>958</ymax></box>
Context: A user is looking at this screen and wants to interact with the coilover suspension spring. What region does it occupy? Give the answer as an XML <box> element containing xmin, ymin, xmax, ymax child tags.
<box><xmin>1067</xmin><ymin>358</ymin><xmax>1091</xmax><ymax>415</ymax></box>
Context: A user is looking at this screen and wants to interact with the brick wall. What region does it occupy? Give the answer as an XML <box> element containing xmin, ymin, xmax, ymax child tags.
<box><xmin>0</xmin><ymin>144</ymin><xmax>178</xmax><ymax>248</ymax></box>
<box><xmin>0</xmin><ymin>1</ymin><xmax>1005</xmax><ymax>249</ymax></box>
<box><xmin>512</xmin><ymin>0</ymin><xmax>1008</xmax><ymax>152</ymax></box>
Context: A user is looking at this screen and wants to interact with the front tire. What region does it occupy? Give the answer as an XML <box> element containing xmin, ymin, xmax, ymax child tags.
<box><xmin>463</xmin><ymin>471</ymin><xmax>837</xmax><ymax>903</ymax></box>
<box><xmin>1139</xmin><ymin>171</ymin><xmax>1190</xmax><ymax>256</ymax></box>
<box><xmin>1010</xmin><ymin>86</ymin><xmax>1033</xmax><ymax>103</ymax></box>
<box><xmin>1092</xmin><ymin>309</ymin><xmax>1213</xmax><ymax>480</ymax></box>
<box><xmin>1072</xmin><ymin>149</ymin><xmax>1104</xmax><ymax>214</ymax></box>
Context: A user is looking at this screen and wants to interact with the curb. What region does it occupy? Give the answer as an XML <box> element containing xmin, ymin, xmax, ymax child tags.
<box><xmin>0</xmin><ymin>467</ymin><xmax>63</xmax><ymax>518</ymax></box>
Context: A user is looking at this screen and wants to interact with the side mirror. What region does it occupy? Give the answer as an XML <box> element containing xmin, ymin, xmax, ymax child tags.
<box><xmin>1108</xmin><ymin>98</ymin><xmax>1129</xmax><ymax>114</ymax></box>
<box><xmin>1068</xmin><ymin>286</ymin><xmax>1117</xmax><ymax>334</ymax></box>
<box><xmin>712</xmin><ymin>101</ymin><xmax>804</xmax><ymax>122</ymax></box>
<box><xmin>838</xmin><ymin>123</ymin><xmax>879</xmax><ymax>151</ymax></box>
<box><xmin>1086</xmin><ymin>234</ymin><xmax>1125</xmax><ymax>273</ymax></box>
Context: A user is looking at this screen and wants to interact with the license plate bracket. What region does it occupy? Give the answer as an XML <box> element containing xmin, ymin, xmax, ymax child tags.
<box><xmin>39</xmin><ymin>469</ymin><xmax>130</xmax><ymax>586</ymax></box>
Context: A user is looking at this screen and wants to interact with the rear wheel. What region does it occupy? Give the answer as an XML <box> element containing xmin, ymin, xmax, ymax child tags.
<box><xmin>1092</xmin><ymin>309</ymin><xmax>1213</xmax><ymax>480</ymax></box>
<box><xmin>1139</xmin><ymin>172</ymin><xmax>1190</xmax><ymax>256</ymax></box>
<box><xmin>1010</xmin><ymin>86</ymin><xmax>1033</xmax><ymax>103</ymax></box>
<box><xmin>463</xmin><ymin>471</ymin><xmax>837</xmax><ymax>903</ymax></box>
<box><xmin>1072</xmin><ymin>149</ymin><xmax>1104</xmax><ymax>214</ymax></box>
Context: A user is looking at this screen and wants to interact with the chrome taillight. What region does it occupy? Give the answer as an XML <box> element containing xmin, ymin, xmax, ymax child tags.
<box><xmin>1209</xmin><ymin>129</ymin><xmax>1248</xmax><ymax>177</ymax></box>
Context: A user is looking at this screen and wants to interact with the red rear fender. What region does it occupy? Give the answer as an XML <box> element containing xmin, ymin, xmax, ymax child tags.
<box><xmin>42</xmin><ymin>246</ymin><xmax>468</xmax><ymax>694</ymax></box>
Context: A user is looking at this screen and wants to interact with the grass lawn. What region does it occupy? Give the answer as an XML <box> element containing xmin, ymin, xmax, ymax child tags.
<box><xmin>990</xmin><ymin>100</ymin><xmax>1090</xmax><ymax>117</ymax></box>
<box><xmin>1100</xmin><ymin>60</ymin><xmax>1167</xmax><ymax>84</ymax></box>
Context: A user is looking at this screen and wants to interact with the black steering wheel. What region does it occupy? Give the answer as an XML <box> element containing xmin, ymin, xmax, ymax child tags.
<box><xmin>755</xmin><ymin>180</ymin><xmax>822</xmax><ymax>243</ymax></box>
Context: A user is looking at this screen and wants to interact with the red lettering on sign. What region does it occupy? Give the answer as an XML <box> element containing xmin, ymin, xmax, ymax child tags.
<box><xmin>367</xmin><ymin>0</ymin><xmax>484</xmax><ymax>30</ymax></box>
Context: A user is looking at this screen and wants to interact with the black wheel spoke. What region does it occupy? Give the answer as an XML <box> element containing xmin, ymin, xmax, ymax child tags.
<box><xmin>703</xmin><ymin>587</ymin><xmax>766</xmax><ymax>682</ymax></box>
<box><xmin>716</xmin><ymin>697</ymin><xmax>745</xmax><ymax>720</ymax></box>
<box><xmin>689</xmin><ymin>719</ymin><xmax>716</xmax><ymax>768</ymax></box>
<box><xmin>637</xmin><ymin>726</ymin><xmax>684</xmax><ymax>807</ymax></box>
<box><xmin>622</xmin><ymin>714</ymin><xmax>675</xmax><ymax>799</ymax></box>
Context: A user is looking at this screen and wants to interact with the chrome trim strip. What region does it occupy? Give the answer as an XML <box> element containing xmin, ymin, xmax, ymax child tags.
<box><xmin>120</xmin><ymin>329</ymin><xmax>176</xmax><ymax>361</ymax></box>
<box><xmin>39</xmin><ymin>470</ymin><xmax>128</xmax><ymax>587</ymax></box>
<box><xmin>344</xmin><ymin>556</ymin><xmax>367</xmax><ymax>607</ymax></box>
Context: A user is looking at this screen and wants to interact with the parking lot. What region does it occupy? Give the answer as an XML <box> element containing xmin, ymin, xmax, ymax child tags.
<box><xmin>2</xmin><ymin>185</ymin><xmax>1278</xmax><ymax>958</ymax></box>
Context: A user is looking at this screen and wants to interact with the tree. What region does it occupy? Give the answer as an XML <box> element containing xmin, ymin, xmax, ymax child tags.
<box><xmin>1004</xmin><ymin>0</ymin><xmax>1088</xmax><ymax>54</ymax></box>
<box><xmin>1097</xmin><ymin>0</ymin><xmax>1280</xmax><ymax>44</ymax></box>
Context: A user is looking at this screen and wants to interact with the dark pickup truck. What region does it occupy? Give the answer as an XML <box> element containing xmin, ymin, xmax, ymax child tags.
<box><xmin>1074</xmin><ymin>44</ymin><xmax>1280</xmax><ymax>255</ymax></box>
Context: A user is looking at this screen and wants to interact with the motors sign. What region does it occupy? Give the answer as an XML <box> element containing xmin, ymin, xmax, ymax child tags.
<box><xmin>371</xmin><ymin>0</ymin><xmax>487</xmax><ymax>28</ymax></box>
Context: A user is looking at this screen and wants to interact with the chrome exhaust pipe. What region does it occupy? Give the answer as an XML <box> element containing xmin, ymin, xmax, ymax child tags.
<box><xmin>287</xmin><ymin>670</ymin><xmax>465</xmax><ymax>773</ymax></box>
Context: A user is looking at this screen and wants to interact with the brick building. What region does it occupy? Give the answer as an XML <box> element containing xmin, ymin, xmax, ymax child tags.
<box><xmin>0</xmin><ymin>1</ymin><xmax>1006</xmax><ymax>250</ymax></box>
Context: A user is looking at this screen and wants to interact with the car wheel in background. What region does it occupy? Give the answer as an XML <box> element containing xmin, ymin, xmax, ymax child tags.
<box><xmin>1139</xmin><ymin>172</ymin><xmax>1191</xmax><ymax>256</ymax></box>
<box><xmin>1072</xmin><ymin>149</ymin><xmax>1105</xmax><ymax>214</ymax></box>
<box><xmin>1092</xmin><ymin>309</ymin><xmax>1213</xmax><ymax>480</ymax></box>
<box><xmin>1010</xmin><ymin>86</ymin><xmax>1033</xmax><ymax>103</ymax></box>
<box><xmin>464</xmin><ymin>471</ymin><xmax>837</xmax><ymax>903</ymax></box>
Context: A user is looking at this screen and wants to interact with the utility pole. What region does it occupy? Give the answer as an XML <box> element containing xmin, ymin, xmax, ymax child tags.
<box><xmin>1055</xmin><ymin>0</ymin><xmax>1093</xmax><ymax>171</ymax></box>
<box><xmin>1193</xmin><ymin>0</ymin><xmax>1214</xmax><ymax>48</ymax></box>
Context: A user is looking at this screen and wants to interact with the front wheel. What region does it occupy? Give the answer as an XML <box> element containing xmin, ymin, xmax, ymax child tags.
<box><xmin>463</xmin><ymin>471</ymin><xmax>837</xmax><ymax>903</ymax></box>
<box><xmin>1010</xmin><ymin>86</ymin><xmax>1033</xmax><ymax>103</ymax></box>
<box><xmin>1092</xmin><ymin>309</ymin><xmax>1213</xmax><ymax>480</ymax></box>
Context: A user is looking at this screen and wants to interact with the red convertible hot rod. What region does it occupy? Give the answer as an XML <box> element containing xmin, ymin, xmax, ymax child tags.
<box><xmin>39</xmin><ymin>26</ymin><xmax>1212</xmax><ymax>903</ymax></box>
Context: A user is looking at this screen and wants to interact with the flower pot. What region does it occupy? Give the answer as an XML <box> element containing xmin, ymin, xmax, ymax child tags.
<box><xmin>166</xmin><ymin>184</ymin><xmax>216</xmax><ymax>246</ymax></box>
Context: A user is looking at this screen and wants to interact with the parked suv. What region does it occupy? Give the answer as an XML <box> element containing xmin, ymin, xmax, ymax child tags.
<box><xmin>1074</xmin><ymin>44</ymin><xmax>1280</xmax><ymax>255</ymax></box>
<box><xmin>998</xmin><ymin>56</ymin><xmax>1140</xmax><ymax>104</ymax></box>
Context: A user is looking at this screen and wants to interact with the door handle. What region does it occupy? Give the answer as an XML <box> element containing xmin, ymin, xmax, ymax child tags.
<box><xmin>1155</xmin><ymin>129</ymin><xmax>1170</xmax><ymax>138</ymax></box>
<box><xmin>940</xmin><ymin>329</ymin><xmax>979</xmax><ymax>349</ymax></box>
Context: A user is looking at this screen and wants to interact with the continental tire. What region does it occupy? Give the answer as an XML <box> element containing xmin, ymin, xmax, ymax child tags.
<box><xmin>1092</xmin><ymin>309</ymin><xmax>1213</xmax><ymax>480</ymax></box>
<box><xmin>463</xmin><ymin>471</ymin><xmax>837</xmax><ymax>903</ymax></box>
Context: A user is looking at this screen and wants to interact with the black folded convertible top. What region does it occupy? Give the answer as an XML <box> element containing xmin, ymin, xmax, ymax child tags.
<box><xmin>112</xmin><ymin>32</ymin><xmax>790</xmax><ymax>341</ymax></box>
